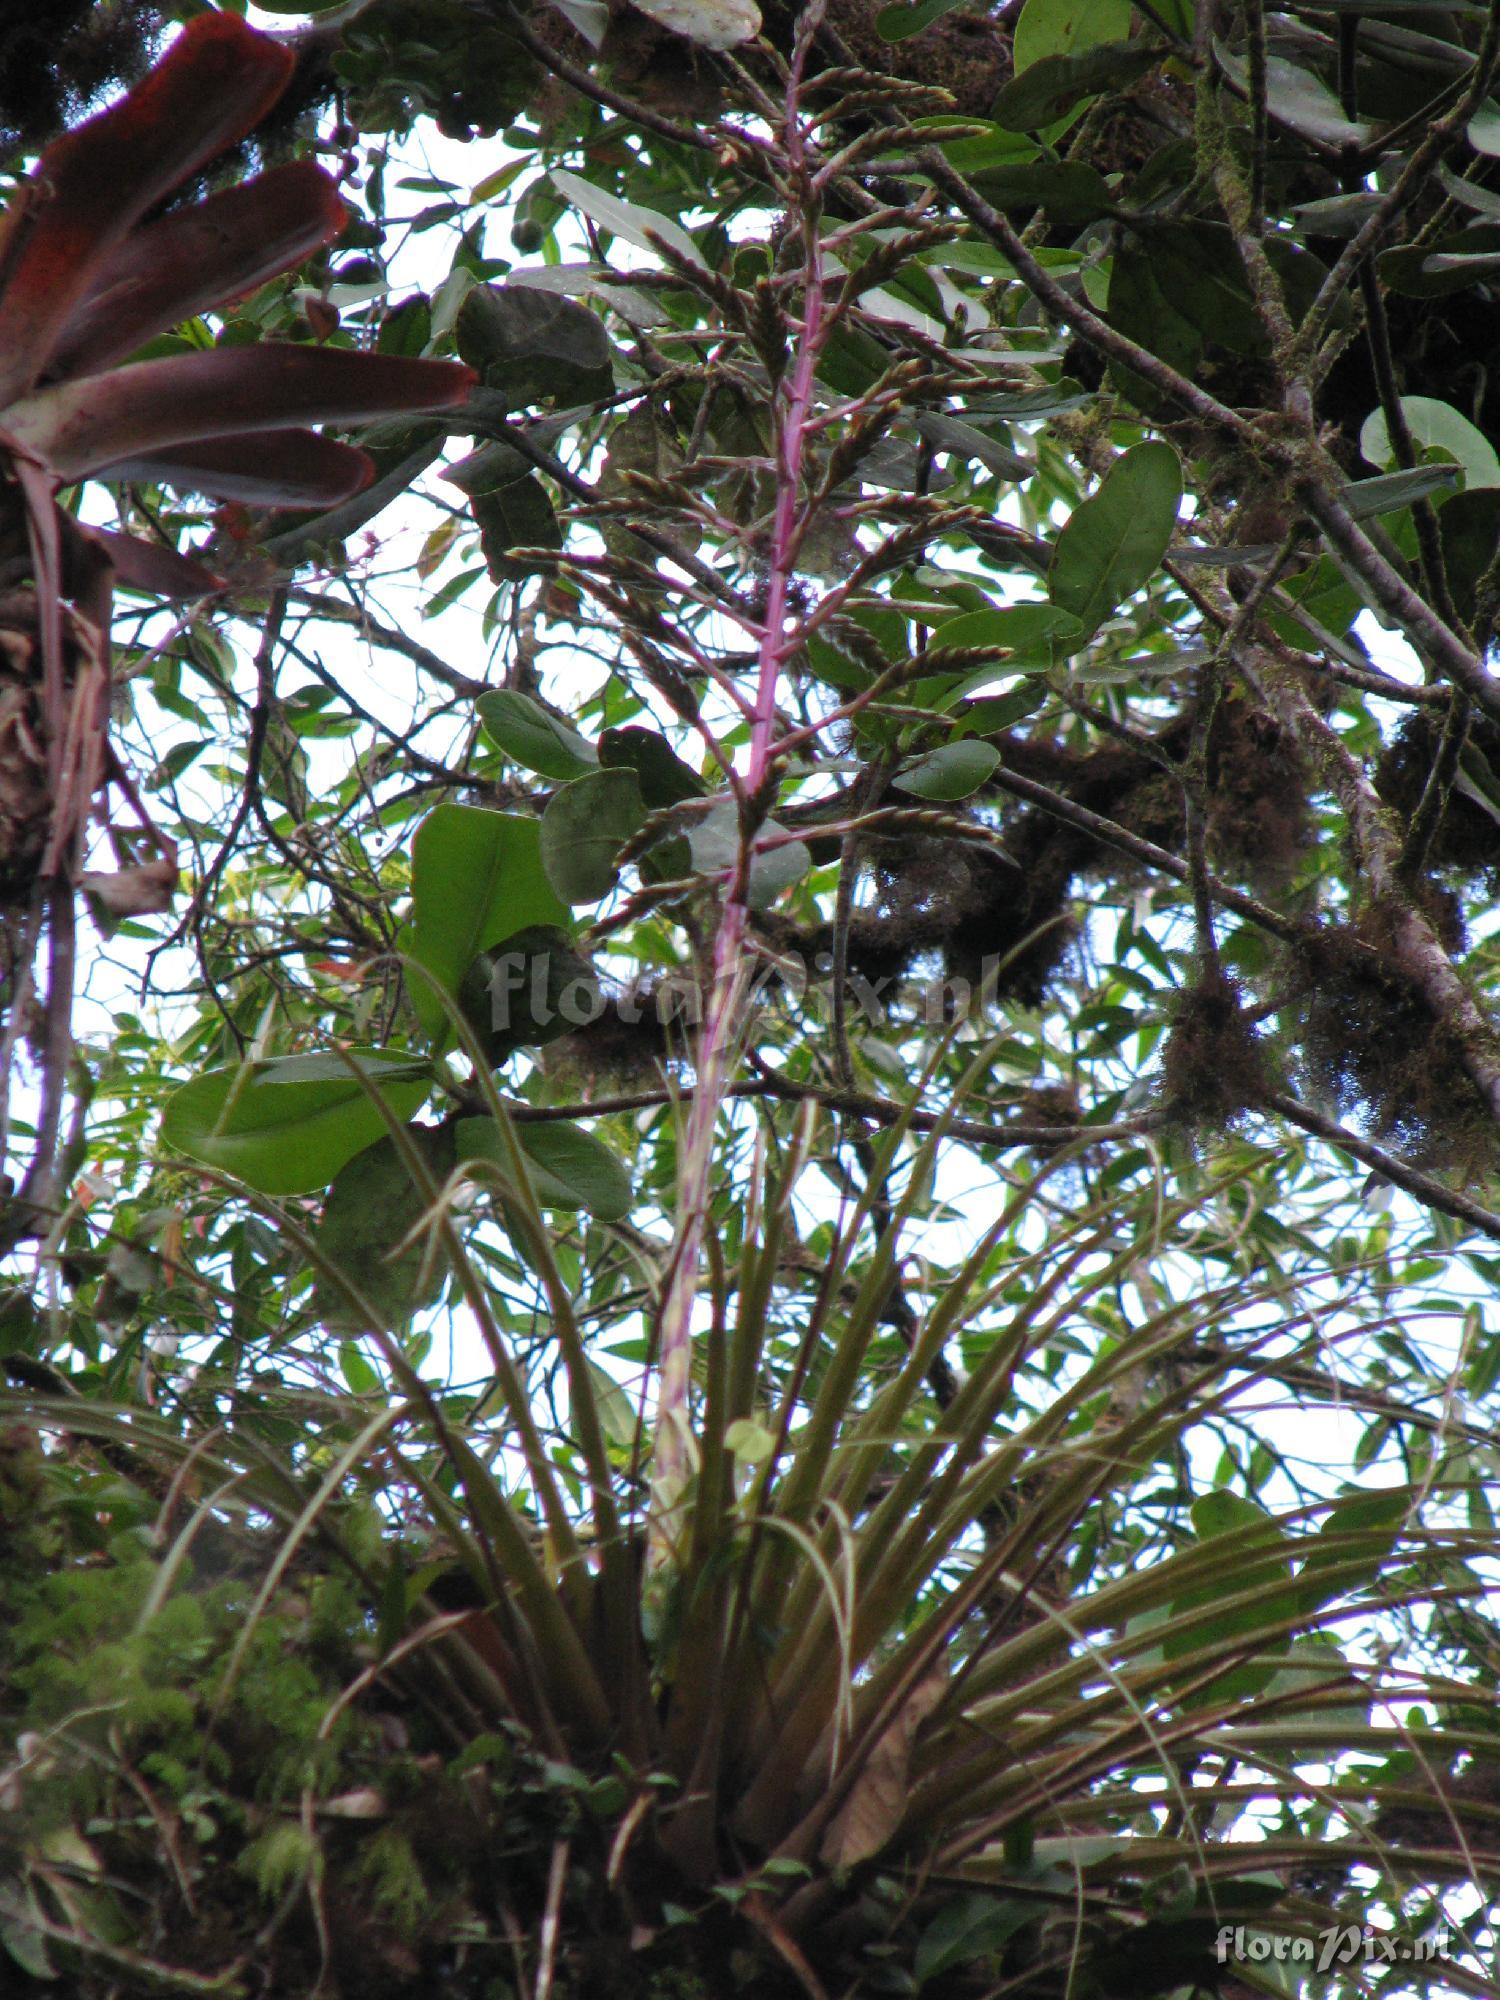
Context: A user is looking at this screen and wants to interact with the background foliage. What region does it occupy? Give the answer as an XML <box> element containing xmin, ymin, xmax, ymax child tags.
<box><xmin>2</xmin><ymin>0</ymin><xmax>1500</xmax><ymax>1993</ymax></box>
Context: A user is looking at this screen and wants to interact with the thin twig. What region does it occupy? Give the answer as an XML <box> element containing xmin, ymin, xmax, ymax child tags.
<box><xmin>1262</xmin><ymin>1090</ymin><xmax>1500</xmax><ymax>1244</ymax></box>
<box><xmin>488</xmin><ymin>1069</ymin><xmax>1165</xmax><ymax>1154</ymax></box>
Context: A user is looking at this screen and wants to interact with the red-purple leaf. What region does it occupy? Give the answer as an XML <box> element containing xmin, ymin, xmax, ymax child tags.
<box><xmin>7</xmin><ymin>347</ymin><xmax>477</xmax><ymax>480</ymax></box>
<box><xmin>92</xmin><ymin>429</ymin><xmax>375</xmax><ymax>510</ymax></box>
<box><xmin>82</xmin><ymin>527</ymin><xmax>222</xmax><ymax>599</ymax></box>
<box><xmin>0</xmin><ymin>16</ymin><xmax>295</xmax><ymax>404</ymax></box>
<box><xmin>49</xmin><ymin>163</ymin><xmax>350</xmax><ymax>381</ymax></box>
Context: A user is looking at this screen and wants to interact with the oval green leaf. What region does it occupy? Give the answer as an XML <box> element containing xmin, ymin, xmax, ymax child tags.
<box><xmin>916</xmin><ymin>1894</ymin><xmax>1041</xmax><ymax>1987</ymax></box>
<box><xmin>935</xmin><ymin>601</ymin><xmax>1085</xmax><ymax>660</ymax></box>
<box><xmin>455</xmin><ymin>283</ymin><xmax>614</xmax><ymax>410</ymax></box>
<box><xmin>1359</xmin><ymin>393</ymin><xmax>1500</xmax><ymax>488</ymax></box>
<box><xmin>1438</xmin><ymin>485</ymin><xmax>1500</xmax><ymax>625</ymax></box>
<box><xmin>1013</xmin><ymin>0</ymin><xmax>1132</xmax><ymax>70</ymax></box>
<box><xmin>893</xmin><ymin>740</ymin><xmax>1001</xmax><ymax>800</ymax></box>
<box><xmin>460</xmin><ymin>926</ymin><xmax>602</xmax><ymax>1065</ymax></box>
<box><xmin>549</xmin><ymin>169</ymin><xmax>707</xmax><ymax>274</ymax></box>
<box><xmin>408</xmin><ymin>805</ymin><xmax>569</xmax><ymax>1041</ymax></box>
<box><xmin>478</xmin><ymin>689</ymin><xmax>599</xmax><ymax>780</ymax></box>
<box><xmin>992</xmin><ymin>40</ymin><xmax>1158</xmax><ymax>132</ymax></box>
<box><xmin>472</xmin><ymin>473</ymin><xmax>563</xmax><ymax>582</ymax></box>
<box><xmin>1470</xmin><ymin>98</ymin><xmax>1500</xmax><ymax>155</ymax></box>
<box><xmin>1215</xmin><ymin>44</ymin><xmax>1371</xmax><ymax>147</ymax></box>
<box><xmin>1050</xmin><ymin>440</ymin><xmax>1182</xmax><ymax>635</ymax></box>
<box><xmin>875</xmin><ymin>0</ymin><xmax>971</xmax><ymax>40</ymax></box>
<box><xmin>1379</xmin><ymin>224</ymin><xmax>1500</xmax><ymax>299</ymax></box>
<box><xmin>456</xmin><ymin>1115</ymin><xmax>633</xmax><ymax>1218</ymax></box>
<box><xmin>687</xmin><ymin>800</ymin><xmax>812</xmax><ymax>908</ymax></box>
<box><xmin>1163</xmin><ymin>1491</ymin><xmax>1298</xmax><ymax>1702</ymax></box>
<box><xmin>161</xmin><ymin>1050</ymin><xmax>431</xmax><ymax>1195</ymax></box>
<box><xmin>313</xmin><ymin>1124</ymin><xmax>457</xmax><ymax>1332</ymax></box>
<box><xmin>540</xmin><ymin>767</ymin><xmax>646</xmax><ymax>904</ymax></box>
<box><xmin>598</xmin><ymin>725</ymin><xmax>705</xmax><ymax>806</ymax></box>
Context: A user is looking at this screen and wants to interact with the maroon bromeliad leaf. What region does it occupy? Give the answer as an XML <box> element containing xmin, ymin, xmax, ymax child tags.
<box><xmin>7</xmin><ymin>348</ymin><xmax>478</xmax><ymax>482</ymax></box>
<box><xmin>92</xmin><ymin>430</ymin><xmax>377</xmax><ymax>510</ymax></box>
<box><xmin>0</xmin><ymin>9</ymin><xmax>480</xmax><ymax>1237</ymax></box>
<box><xmin>0</xmin><ymin>15</ymin><xmax>296</xmax><ymax>405</ymax></box>
<box><xmin>81</xmin><ymin>528</ymin><xmax>222</xmax><ymax>600</ymax></box>
<box><xmin>48</xmin><ymin>163</ymin><xmax>351</xmax><ymax>381</ymax></box>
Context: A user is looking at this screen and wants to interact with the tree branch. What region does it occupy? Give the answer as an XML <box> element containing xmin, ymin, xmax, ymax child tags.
<box><xmin>1256</xmin><ymin>651</ymin><xmax>1500</xmax><ymax>1126</ymax></box>
<box><xmin>987</xmin><ymin>761</ymin><xmax>1305</xmax><ymax>945</ymax></box>
<box><xmin>1262</xmin><ymin>1089</ymin><xmax>1500</xmax><ymax>1244</ymax></box>
<box><xmin>1298</xmin><ymin>479</ymin><xmax>1500</xmax><ymax>727</ymax></box>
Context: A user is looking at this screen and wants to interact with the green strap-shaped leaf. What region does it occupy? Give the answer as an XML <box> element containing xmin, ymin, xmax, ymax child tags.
<box><xmin>1049</xmin><ymin>441</ymin><xmax>1182</xmax><ymax>636</ymax></box>
<box><xmin>1342</xmin><ymin>465</ymin><xmax>1461</xmax><ymax>518</ymax></box>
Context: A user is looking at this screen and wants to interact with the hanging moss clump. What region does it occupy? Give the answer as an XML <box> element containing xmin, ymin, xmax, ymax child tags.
<box><xmin>1410</xmin><ymin>873</ymin><xmax>1469</xmax><ymax>957</ymax></box>
<box><xmin>1290</xmin><ymin>910</ymin><xmax>1495</xmax><ymax>1171</ymax></box>
<box><xmin>1161</xmin><ymin>966</ymin><xmax>1269</xmax><ymax>1132</ymax></box>
<box><xmin>544</xmin><ymin>987</ymin><xmax>679</xmax><ymax>1085</ymax></box>
<box><xmin>1108</xmin><ymin>766</ymin><xmax>1187</xmax><ymax>853</ymax></box>
<box><xmin>861</xmin><ymin>829</ymin><xmax>985</xmax><ymax>983</ymax></box>
<box><xmin>940</xmin><ymin>821</ymin><xmax>1080</xmax><ymax>1006</ymax></box>
<box><xmin>1205</xmin><ymin>696</ymin><xmax>1313</xmax><ymax>888</ymax></box>
<box><xmin>766</xmin><ymin>817</ymin><xmax>1081</xmax><ymax>1016</ymax></box>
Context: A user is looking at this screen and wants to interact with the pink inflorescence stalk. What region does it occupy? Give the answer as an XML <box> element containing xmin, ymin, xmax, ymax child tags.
<box><xmin>648</xmin><ymin>6</ymin><xmax>831</xmax><ymax>1567</ymax></box>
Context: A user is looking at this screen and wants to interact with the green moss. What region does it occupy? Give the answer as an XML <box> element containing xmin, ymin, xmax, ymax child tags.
<box><xmin>239</xmin><ymin>1819</ymin><xmax>320</xmax><ymax>1901</ymax></box>
<box><xmin>359</xmin><ymin>1826</ymin><xmax>429</xmax><ymax>1936</ymax></box>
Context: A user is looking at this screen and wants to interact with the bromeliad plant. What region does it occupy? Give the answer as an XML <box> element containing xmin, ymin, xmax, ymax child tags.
<box><xmin>3</xmin><ymin>1093</ymin><xmax>1497</xmax><ymax>1995</ymax></box>
<box><xmin>0</xmin><ymin>12</ymin><xmax>473</xmax><ymax>1245</ymax></box>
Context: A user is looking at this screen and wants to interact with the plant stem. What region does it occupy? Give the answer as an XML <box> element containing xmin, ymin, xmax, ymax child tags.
<box><xmin>647</xmin><ymin>14</ymin><xmax>829</xmax><ymax>1568</ymax></box>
